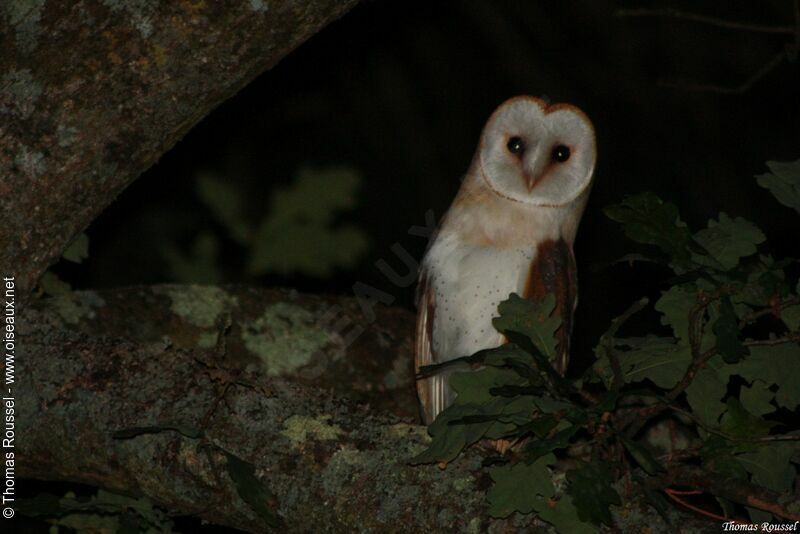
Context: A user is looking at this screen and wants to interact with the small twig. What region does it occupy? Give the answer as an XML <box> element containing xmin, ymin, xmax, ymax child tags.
<box><xmin>613</xmin><ymin>291</ymin><xmax>799</xmax><ymax>438</ymax></box>
<box><xmin>665</xmin><ymin>404</ymin><xmax>800</xmax><ymax>443</ymax></box>
<box><xmin>629</xmin><ymin>338</ymin><xmax>798</xmax><ymax>434</ymax></box>
<box><xmin>616</xmin><ymin>8</ymin><xmax>795</xmax><ymax>34</ymax></box>
<box><xmin>657</xmin><ymin>447</ymin><xmax>701</xmax><ymax>463</ymax></box>
<box><xmin>669</xmin><ymin>291</ymin><xmax>800</xmax><ymax>401</ymax></box>
<box><xmin>607</xmin><ymin>298</ymin><xmax>650</xmax><ymax>339</ymax></box>
<box><xmin>601</xmin><ymin>298</ymin><xmax>649</xmax><ymax>391</ymax></box>
<box><xmin>502</xmin><ymin>330</ymin><xmax>591</xmax><ymax>403</ymax></box>
<box><xmin>743</xmin><ymin>332</ymin><xmax>800</xmax><ymax>346</ymax></box>
<box><xmin>795</xmin><ymin>0</ymin><xmax>800</xmax><ymax>49</ymax></box>
<box><xmin>667</xmin><ymin>345</ymin><xmax>717</xmax><ymax>401</ymax></box>
<box><xmin>605</xmin><ymin>347</ymin><xmax>625</xmax><ymax>393</ymax></box>
<box><xmin>618</xmin><ymin>291</ymin><xmax>718</xmax><ymax>431</ymax></box>
<box><xmin>659</xmin><ymin>49</ymin><xmax>787</xmax><ymax>94</ymax></box>
<box><xmin>687</xmin><ymin>296</ymin><xmax>708</xmax><ymax>361</ymax></box>
<box><xmin>665</xmin><ymin>488</ymin><xmax>702</xmax><ymax>496</ymax></box>
<box><xmin>622</xmin><ymin>3</ymin><xmax>799</xmax><ymax>95</ymax></box>
<box><xmin>738</xmin><ymin>295</ymin><xmax>800</xmax><ymax>328</ymax></box>
<box><xmin>577</xmin><ymin>387</ymin><xmax>601</xmax><ymax>406</ymax></box>
<box><xmin>650</xmin><ymin>465</ymin><xmax>800</xmax><ymax>522</ymax></box>
<box><xmin>667</xmin><ymin>291</ymin><xmax>722</xmax><ymax>401</ymax></box>
<box><xmin>664</xmin><ymin>488</ymin><xmax>733</xmax><ymax>522</ymax></box>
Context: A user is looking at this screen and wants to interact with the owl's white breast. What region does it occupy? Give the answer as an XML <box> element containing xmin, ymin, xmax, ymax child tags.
<box><xmin>422</xmin><ymin>172</ymin><xmax>588</xmax><ymax>364</ymax></box>
<box><xmin>423</xmin><ymin>233</ymin><xmax>536</xmax><ymax>362</ymax></box>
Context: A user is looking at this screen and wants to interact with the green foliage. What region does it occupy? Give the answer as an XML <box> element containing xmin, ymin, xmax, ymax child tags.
<box><xmin>165</xmin><ymin>165</ymin><xmax>369</xmax><ymax>282</ymax></box>
<box><xmin>596</xmin><ymin>186</ymin><xmax>799</xmax><ymax>522</ymax></box>
<box><xmin>248</xmin><ymin>166</ymin><xmax>369</xmax><ymax>277</ymax></box>
<box><xmin>603</xmin><ymin>192</ymin><xmax>691</xmax><ymax>263</ymax></box>
<box><xmin>412</xmin><ymin>293</ymin><xmax>603</xmax><ymax>529</ymax></box>
<box><xmin>719</xmin><ymin>398</ymin><xmax>773</xmax><ymax>439</ymax></box>
<box><xmin>595</xmin><ymin>336</ymin><xmax>690</xmax><ymax>389</ymax></box>
<box><xmin>730</xmin><ymin>345</ymin><xmax>800</xmax><ymax>411</ymax></box>
<box><xmin>488</xmin><ymin>454</ymin><xmax>598</xmax><ymax>532</ymax></box>
<box><xmin>196</xmin><ymin>171</ymin><xmax>252</xmax><ymax>244</ymax></box>
<box><xmin>566</xmin><ymin>463</ymin><xmax>621</xmax><ymax>525</ymax></box>
<box><xmin>535</xmin><ymin>495</ymin><xmax>598</xmax><ymax>534</ymax></box>
<box><xmin>712</xmin><ymin>296</ymin><xmax>748</xmax><ymax>363</ymax></box>
<box><xmin>62</xmin><ymin>232</ymin><xmax>89</xmax><ymax>263</ymax></box>
<box><xmin>38</xmin><ymin>271</ymin><xmax>72</xmax><ymax>296</ymax></box>
<box><xmin>38</xmin><ymin>232</ymin><xmax>90</xmax><ymax>297</ymax></box>
<box><xmin>691</xmin><ymin>214</ymin><xmax>765</xmax><ymax>271</ymax></box>
<box><xmin>684</xmin><ymin>356</ymin><xmax>729</xmax><ymax>426</ymax></box>
<box><xmin>487</xmin><ymin>454</ymin><xmax>556</xmax><ymax>517</ymax></box>
<box><xmin>409</xmin><ymin>378</ymin><xmax>539</xmax><ymax>464</ymax></box>
<box><xmin>414</xmin><ymin>161</ymin><xmax>800</xmax><ymax>531</ymax></box>
<box><xmin>620</xmin><ymin>437</ymin><xmax>664</xmax><ymax>475</ymax></box>
<box><xmin>162</xmin><ymin>232</ymin><xmax>224</xmax><ymax>284</ymax></box>
<box><xmin>17</xmin><ymin>489</ymin><xmax>174</xmax><ymax>532</ymax></box>
<box><xmin>111</xmin><ymin>425</ymin><xmax>203</xmax><ymax>439</ymax></box>
<box><xmin>756</xmin><ymin>159</ymin><xmax>800</xmax><ymax>214</ymax></box>
<box><xmin>654</xmin><ymin>285</ymin><xmax>694</xmax><ymax>341</ymax></box>
<box><xmin>225</xmin><ymin>451</ymin><xmax>283</xmax><ymax>528</ymax></box>
<box><xmin>781</xmin><ymin>302</ymin><xmax>800</xmax><ymax>331</ymax></box>
<box><xmin>736</xmin><ymin>441</ymin><xmax>797</xmax><ymax>493</ymax></box>
<box><xmin>493</xmin><ymin>293</ymin><xmax>560</xmax><ymax>363</ymax></box>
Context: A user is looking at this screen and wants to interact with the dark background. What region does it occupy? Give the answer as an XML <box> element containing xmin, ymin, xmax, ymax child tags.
<box><xmin>55</xmin><ymin>0</ymin><xmax>800</xmax><ymax>368</ymax></box>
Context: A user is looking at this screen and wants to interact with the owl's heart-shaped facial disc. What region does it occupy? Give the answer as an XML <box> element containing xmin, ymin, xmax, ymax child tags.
<box><xmin>478</xmin><ymin>96</ymin><xmax>596</xmax><ymax>207</ymax></box>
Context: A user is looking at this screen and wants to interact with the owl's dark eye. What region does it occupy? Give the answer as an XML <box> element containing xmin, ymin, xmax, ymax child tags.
<box><xmin>552</xmin><ymin>145</ymin><xmax>571</xmax><ymax>163</ymax></box>
<box><xmin>506</xmin><ymin>136</ymin><xmax>525</xmax><ymax>156</ymax></box>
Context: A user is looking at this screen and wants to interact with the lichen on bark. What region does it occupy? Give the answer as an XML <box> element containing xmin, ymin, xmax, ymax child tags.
<box><xmin>15</xmin><ymin>285</ymin><xmax>514</xmax><ymax>532</ymax></box>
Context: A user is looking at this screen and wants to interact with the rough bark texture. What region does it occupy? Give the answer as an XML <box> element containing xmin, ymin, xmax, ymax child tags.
<box><xmin>0</xmin><ymin>0</ymin><xmax>359</xmax><ymax>303</ymax></box>
<box><xmin>17</xmin><ymin>286</ymin><xmax>526</xmax><ymax>532</ymax></box>
<box><xmin>15</xmin><ymin>287</ymin><xmax>732</xmax><ymax>532</ymax></box>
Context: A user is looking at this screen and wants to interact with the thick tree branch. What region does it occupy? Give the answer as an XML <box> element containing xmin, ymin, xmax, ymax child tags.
<box><xmin>15</xmin><ymin>285</ymin><xmax>535</xmax><ymax>532</ymax></box>
<box><xmin>0</xmin><ymin>0</ymin><xmax>359</xmax><ymax>304</ymax></box>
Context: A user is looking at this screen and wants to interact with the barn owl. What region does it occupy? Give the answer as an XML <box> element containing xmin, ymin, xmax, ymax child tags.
<box><xmin>415</xmin><ymin>96</ymin><xmax>596</xmax><ymax>424</ymax></box>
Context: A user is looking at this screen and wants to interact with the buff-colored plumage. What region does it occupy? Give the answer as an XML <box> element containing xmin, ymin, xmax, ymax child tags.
<box><xmin>416</xmin><ymin>96</ymin><xmax>596</xmax><ymax>424</ymax></box>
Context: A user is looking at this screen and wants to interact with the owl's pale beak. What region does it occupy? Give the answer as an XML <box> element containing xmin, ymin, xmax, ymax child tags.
<box><xmin>524</xmin><ymin>171</ymin><xmax>539</xmax><ymax>192</ymax></box>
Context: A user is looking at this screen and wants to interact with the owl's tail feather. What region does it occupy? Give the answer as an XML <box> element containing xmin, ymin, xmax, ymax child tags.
<box><xmin>426</xmin><ymin>372</ymin><xmax>454</xmax><ymax>425</ymax></box>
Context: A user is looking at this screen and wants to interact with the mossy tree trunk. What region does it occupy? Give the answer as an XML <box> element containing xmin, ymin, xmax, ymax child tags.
<box><xmin>0</xmin><ymin>0</ymin><xmax>359</xmax><ymax>303</ymax></box>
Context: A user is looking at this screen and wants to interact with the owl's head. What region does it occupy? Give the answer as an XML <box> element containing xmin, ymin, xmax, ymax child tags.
<box><xmin>477</xmin><ymin>96</ymin><xmax>596</xmax><ymax>207</ymax></box>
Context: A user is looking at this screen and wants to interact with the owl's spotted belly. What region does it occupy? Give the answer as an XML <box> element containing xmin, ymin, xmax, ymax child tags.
<box><xmin>426</xmin><ymin>242</ymin><xmax>536</xmax><ymax>362</ymax></box>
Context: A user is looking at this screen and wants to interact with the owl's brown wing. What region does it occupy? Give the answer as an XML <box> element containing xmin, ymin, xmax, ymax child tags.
<box><xmin>415</xmin><ymin>272</ymin><xmax>440</xmax><ymax>424</ymax></box>
<box><xmin>524</xmin><ymin>238</ymin><xmax>578</xmax><ymax>374</ymax></box>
